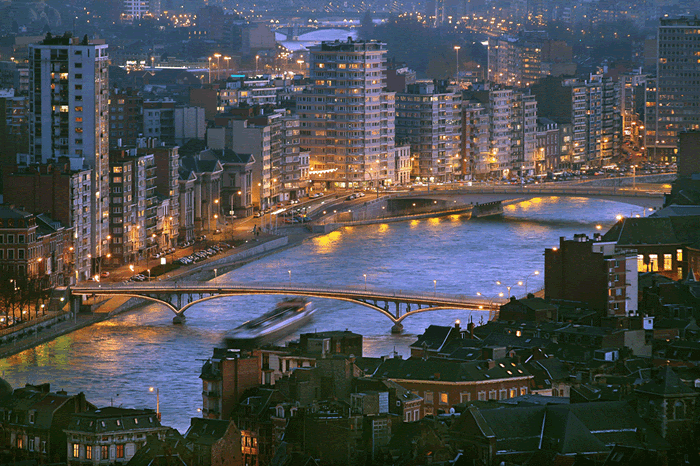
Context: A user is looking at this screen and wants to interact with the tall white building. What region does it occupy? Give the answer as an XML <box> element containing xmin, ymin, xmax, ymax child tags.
<box><xmin>299</xmin><ymin>39</ymin><xmax>395</xmax><ymax>188</ymax></box>
<box><xmin>29</xmin><ymin>35</ymin><xmax>110</xmax><ymax>273</ymax></box>
<box><xmin>124</xmin><ymin>0</ymin><xmax>159</xmax><ymax>20</ymax></box>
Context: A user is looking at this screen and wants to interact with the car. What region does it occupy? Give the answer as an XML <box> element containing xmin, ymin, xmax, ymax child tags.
<box><xmin>214</xmin><ymin>229</ymin><xmax>222</xmax><ymax>234</ymax></box>
<box><xmin>100</xmin><ymin>271</ymin><xmax>110</xmax><ymax>278</ymax></box>
<box><xmin>254</xmin><ymin>212</ymin><xmax>263</xmax><ymax>218</ymax></box>
<box><xmin>346</xmin><ymin>194</ymin><xmax>355</xmax><ymax>200</ymax></box>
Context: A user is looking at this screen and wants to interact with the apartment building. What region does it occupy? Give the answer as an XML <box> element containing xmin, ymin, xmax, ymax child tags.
<box><xmin>396</xmin><ymin>81</ymin><xmax>461</xmax><ymax>183</ymax></box>
<box><xmin>461</xmin><ymin>99</ymin><xmax>490</xmax><ymax>179</ymax></box>
<box><xmin>109</xmin><ymin>87</ymin><xmax>142</xmax><ymax>148</ymax></box>
<box><xmin>29</xmin><ymin>35</ymin><xmax>110</xmax><ymax>272</ymax></box>
<box><xmin>279</xmin><ymin>114</ymin><xmax>309</xmax><ymax>201</ymax></box>
<box><xmin>646</xmin><ymin>17</ymin><xmax>700</xmax><ymax>163</ymax></box>
<box><xmin>299</xmin><ymin>39</ymin><xmax>395</xmax><ymax>188</ymax></box>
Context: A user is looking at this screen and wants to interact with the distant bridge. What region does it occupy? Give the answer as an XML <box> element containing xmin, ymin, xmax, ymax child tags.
<box><xmin>69</xmin><ymin>282</ymin><xmax>507</xmax><ymax>332</ymax></box>
<box><xmin>395</xmin><ymin>185</ymin><xmax>667</xmax><ymax>209</ymax></box>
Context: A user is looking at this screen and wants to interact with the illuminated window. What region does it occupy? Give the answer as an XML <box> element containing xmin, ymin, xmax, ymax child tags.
<box><xmin>86</xmin><ymin>446</ymin><xmax>92</xmax><ymax>460</ymax></box>
<box><xmin>677</xmin><ymin>249</ymin><xmax>683</xmax><ymax>261</ymax></box>
<box><xmin>649</xmin><ymin>254</ymin><xmax>658</xmax><ymax>272</ymax></box>
<box><xmin>664</xmin><ymin>254</ymin><xmax>672</xmax><ymax>270</ymax></box>
<box><xmin>75</xmin><ymin>117</ymin><xmax>83</xmax><ymax>123</ymax></box>
<box><xmin>509</xmin><ymin>388</ymin><xmax>517</xmax><ymax>398</ymax></box>
<box><xmin>101</xmin><ymin>445</ymin><xmax>109</xmax><ymax>459</ymax></box>
<box><xmin>637</xmin><ymin>255</ymin><xmax>645</xmax><ymax>272</ymax></box>
<box><xmin>73</xmin><ymin>444</ymin><xmax>80</xmax><ymax>458</ymax></box>
<box><xmin>439</xmin><ymin>392</ymin><xmax>448</xmax><ymax>405</ymax></box>
<box><xmin>520</xmin><ymin>387</ymin><xmax>528</xmax><ymax>395</ymax></box>
<box><xmin>116</xmin><ymin>444</ymin><xmax>124</xmax><ymax>459</ymax></box>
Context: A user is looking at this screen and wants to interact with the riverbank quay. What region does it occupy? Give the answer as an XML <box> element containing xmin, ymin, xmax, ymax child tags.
<box><xmin>0</xmin><ymin>233</ymin><xmax>313</xmax><ymax>359</ymax></box>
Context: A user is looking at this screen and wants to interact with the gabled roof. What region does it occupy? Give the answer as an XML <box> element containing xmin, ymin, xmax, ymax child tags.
<box><xmin>602</xmin><ymin>216</ymin><xmax>700</xmax><ymax>246</ymax></box>
<box><xmin>372</xmin><ymin>357</ymin><xmax>531</xmax><ymax>383</ymax></box>
<box><xmin>410</xmin><ymin>325</ymin><xmax>455</xmax><ymax>351</ymax></box>
<box><xmin>635</xmin><ymin>366</ymin><xmax>697</xmax><ymax>397</ymax></box>
<box><xmin>184</xmin><ymin>418</ymin><xmax>234</xmax><ymax>446</ymax></box>
<box><xmin>66</xmin><ymin>407</ymin><xmax>162</xmax><ymax>433</ymax></box>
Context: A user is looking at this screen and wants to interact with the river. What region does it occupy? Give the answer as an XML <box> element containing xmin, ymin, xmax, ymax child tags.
<box><xmin>0</xmin><ymin>197</ymin><xmax>641</xmax><ymax>432</ymax></box>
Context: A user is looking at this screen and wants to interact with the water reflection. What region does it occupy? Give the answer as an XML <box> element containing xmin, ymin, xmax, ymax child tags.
<box><xmin>0</xmin><ymin>198</ymin><xmax>631</xmax><ymax>432</ymax></box>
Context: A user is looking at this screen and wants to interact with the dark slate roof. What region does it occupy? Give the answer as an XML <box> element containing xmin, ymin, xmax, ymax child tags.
<box><xmin>602</xmin><ymin>216</ymin><xmax>700</xmax><ymax>246</ymax></box>
<box><xmin>373</xmin><ymin>357</ymin><xmax>531</xmax><ymax>383</ymax></box>
<box><xmin>184</xmin><ymin>418</ymin><xmax>233</xmax><ymax>446</ymax></box>
<box><xmin>650</xmin><ymin>205</ymin><xmax>700</xmax><ymax>218</ymax></box>
<box><xmin>66</xmin><ymin>407</ymin><xmax>161</xmax><ymax>433</ymax></box>
<box><xmin>533</xmin><ymin>358</ymin><xmax>571</xmax><ymax>381</ymax></box>
<box><xmin>0</xmin><ymin>205</ymin><xmax>32</xmax><ymax>220</ymax></box>
<box><xmin>125</xmin><ymin>430</ymin><xmax>189</xmax><ymax>466</ymax></box>
<box><xmin>502</xmin><ymin>297</ymin><xmax>557</xmax><ymax>311</ymax></box>
<box><xmin>410</xmin><ymin>325</ymin><xmax>455</xmax><ymax>351</ymax></box>
<box><xmin>354</xmin><ymin>357</ymin><xmax>384</xmax><ymax>375</ymax></box>
<box><xmin>179</xmin><ymin>155</ymin><xmax>222</xmax><ymax>174</ymax></box>
<box><xmin>207</xmin><ymin>149</ymin><xmax>255</xmax><ymax>165</ymax></box>
<box><xmin>456</xmin><ymin>401</ymin><xmax>670</xmax><ymax>455</ymax></box>
<box><xmin>635</xmin><ymin>366</ymin><xmax>696</xmax><ymax>397</ymax></box>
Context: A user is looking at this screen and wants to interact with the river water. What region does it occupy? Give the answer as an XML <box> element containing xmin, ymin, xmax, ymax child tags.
<box><xmin>0</xmin><ymin>197</ymin><xmax>640</xmax><ymax>432</ymax></box>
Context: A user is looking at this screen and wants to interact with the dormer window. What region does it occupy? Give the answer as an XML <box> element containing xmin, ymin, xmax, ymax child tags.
<box><xmin>116</xmin><ymin>420</ymin><xmax>121</xmax><ymax>426</ymax></box>
<box><xmin>134</xmin><ymin>418</ymin><xmax>138</xmax><ymax>424</ymax></box>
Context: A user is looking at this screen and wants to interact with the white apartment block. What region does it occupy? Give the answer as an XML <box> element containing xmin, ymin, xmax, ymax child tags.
<box><xmin>123</xmin><ymin>0</ymin><xmax>160</xmax><ymax>19</ymax></box>
<box><xmin>299</xmin><ymin>39</ymin><xmax>395</xmax><ymax>188</ymax></box>
<box><xmin>396</xmin><ymin>81</ymin><xmax>461</xmax><ymax>183</ymax></box>
<box><xmin>29</xmin><ymin>35</ymin><xmax>110</xmax><ymax>270</ymax></box>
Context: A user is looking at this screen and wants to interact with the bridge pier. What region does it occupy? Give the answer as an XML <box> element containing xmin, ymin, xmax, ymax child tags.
<box><xmin>391</xmin><ymin>322</ymin><xmax>404</xmax><ymax>334</ymax></box>
<box><xmin>173</xmin><ymin>314</ymin><xmax>186</xmax><ymax>324</ymax></box>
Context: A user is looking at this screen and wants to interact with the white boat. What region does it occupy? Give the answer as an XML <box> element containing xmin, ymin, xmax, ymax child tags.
<box><xmin>224</xmin><ymin>298</ymin><xmax>314</xmax><ymax>348</ymax></box>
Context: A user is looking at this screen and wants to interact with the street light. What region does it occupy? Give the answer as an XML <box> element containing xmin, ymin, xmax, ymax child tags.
<box><xmin>363</xmin><ymin>274</ymin><xmax>367</xmax><ymax>291</ymax></box>
<box><xmin>433</xmin><ymin>279</ymin><xmax>437</xmax><ymax>296</ymax></box>
<box><xmin>524</xmin><ymin>271</ymin><xmax>540</xmax><ymax>294</ymax></box>
<box><xmin>454</xmin><ymin>45</ymin><xmax>461</xmax><ymax>78</ymax></box>
<box><xmin>255</xmin><ymin>55</ymin><xmax>260</xmax><ymax>74</ymax></box>
<box><xmin>208</xmin><ymin>56</ymin><xmax>212</xmax><ymax>83</ymax></box>
<box><xmin>288</xmin><ymin>269</ymin><xmax>292</xmax><ymax>285</ymax></box>
<box><xmin>147</xmin><ymin>269</ymin><xmax>151</xmax><ymax>281</ymax></box>
<box><xmin>149</xmin><ymin>387</ymin><xmax>161</xmax><ymax>421</ymax></box>
<box><xmin>224</xmin><ymin>56</ymin><xmax>231</xmax><ymax>76</ymax></box>
<box><xmin>496</xmin><ymin>280</ymin><xmax>522</xmax><ymax>299</ymax></box>
<box><xmin>297</xmin><ymin>59</ymin><xmax>304</xmax><ymax>73</ymax></box>
<box><xmin>213</xmin><ymin>53</ymin><xmax>221</xmax><ymax>80</ymax></box>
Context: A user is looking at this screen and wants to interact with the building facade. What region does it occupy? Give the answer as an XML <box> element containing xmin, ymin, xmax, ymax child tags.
<box><xmin>299</xmin><ymin>39</ymin><xmax>395</xmax><ymax>188</ymax></box>
<box><xmin>29</xmin><ymin>35</ymin><xmax>110</xmax><ymax>273</ymax></box>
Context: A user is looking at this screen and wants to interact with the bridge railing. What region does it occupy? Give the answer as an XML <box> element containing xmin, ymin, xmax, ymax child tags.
<box><xmin>71</xmin><ymin>281</ymin><xmax>506</xmax><ymax>307</ymax></box>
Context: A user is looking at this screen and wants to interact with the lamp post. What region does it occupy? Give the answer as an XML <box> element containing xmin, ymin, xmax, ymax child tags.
<box><xmin>255</xmin><ymin>55</ymin><xmax>260</xmax><ymax>74</ymax></box>
<box><xmin>224</xmin><ymin>56</ymin><xmax>231</xmax><ymax>77</ymax></box>
<box><xmin>208</xmin><ymin>56</ymin><xmax>212</xmax><ymax>84</ymax></box>
<box><xmin>288</xmin><ymin>269</ymin><xmax>292</xmax><ymax>285</ymax></box>
<box><xmin>476</xmin><ymin>291</ymin><xmax>505</xmax><ymax>319</ymax></box>
<box><xmin>524</xmin><ymin>271</ymin><xmax>540</xmax><ymax>294</ymax></box>
<box><xmin>214</xmin><ymin>53</ymin><xmax>221</xmax><ymax>81</ymax></box>
<box><xmin>149</xmin><ymin>387</ymin><xmax>161</xmax><ymax>421</ymax></box>
<box><xmin>433</xmin><ymin>279</ymin><xmax>437</xmax><ymax>296</ymax></box>
<box><xmin>453</xmin><ymin>45</ymin><xmax>461</xmax><ymax>79</ymax></box>
<box><xmin>363</xmin><ymin>274</ymin><xmax>367</xmax><ymax>291</ymax></box>
<box><xmin>496</xmin><ymin>280</ymin><xmax>522</xmax><ymax>299</ymax></box>
<box><xmin>147</xmin><ymin>269</ymin><xmax>151</xmax><ymax>281</ymax></box>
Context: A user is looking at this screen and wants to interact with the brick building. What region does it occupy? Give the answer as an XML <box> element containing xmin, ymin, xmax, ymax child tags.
<box><xmin>200</xmin><ymin>348</ymin><xmax>261</xmax><ymax>420</ymax></box>
<box><xmin>3</xmin><ymin>160</ymin><xmax>93</xmax><ymax>280</ymax></box>
<box><xmin>184</xmin><ymin>418</ymin><xmax>243</xmax><ymax>466</ymax></box>
<box><xmin>545</xmin><ymin>233</ymin><xmax>638</xmax><ymax>318</ymax></box>
<box><xmin>109</xmin><ymin>88</ymin><xmax>143</xmax><ymax>148</ymax></box>
<box><xmin>64</xmin><ymin>407</ymin><xmax>169</xmax><ymax>466</ymax></box>
<box><xmin>371</xmin><ymin>357</ymin><xmax>533</xmax><ymax>416</ymax></box>
<box><xmin>0</xmin><ymin>382</ymin><xmax>94</xmax><ymax>464</ymax></box>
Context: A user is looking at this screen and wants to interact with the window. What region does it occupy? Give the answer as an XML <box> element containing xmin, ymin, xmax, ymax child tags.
<box><xmin>75</xmin><ymin>106</ymin><xmax>83</xmax><ymax>112</ymax></box>
<box><xmin>116</xmin><ymin>444</ymin><xmax>124</xmax><ymax>458</ymax></box>
<box><xmin>424</xmin><ymin>391</ymin><xmax>433</xmax><ymax>404</ymax></box>
<box><xmin>18</xmin><ymin>235</ymin><xmax>24</xmax><ymax>243</ymax></box>
<box><xmin>460</xmin><ymin>392</ymin><xmax>471</xmax><ymax>403</ymax></box>
<box><xmin>17</xmin><ymin>250</ymin><xmax>24</xmax><ymax>260</ymax></box>
<box><xmin>637</xmin><ymin>254</ymin><xmax>645</xmax><ymax>272</ymax></box>
<box><xmin>28</xmin><ymin>439</ymin><xmax>34</xmax><ymax>451</ymax></box>
<box><xmin>17</xmin><ymin>437</ymin><xmax>23</xmax><ymax>449</ymax></box>
<box><xmin>477</xmin><ymin>391</ymin><xmax>486</xmax><ymax>401</ymax></box>
<box><xmin>664</xmin><ymin>254</ymin><xmax>672</xmax><ymax>270</ymax></box>
<box><xmin>677</xmin><ymin>249</ymin><xmax>683</xmax><ymax>262</ymax></box>
<box><xmin>7</xmin><ymin>235</ymin><xmax>13</xmax><ymax>243</ymax></box>
<box><xmin>488</xmin><ymin>390</ymin><xmax>497</xmax><ymax>400</ymax></box>
<box><xmin>649</xmin><ymin>254</ymin><xmax>658</xmax><ymax>272</ymax></box>
<box><xmin>86</xmin><ymin>445</ymin><xmax>92</xmax><ymax>460</ymax></box>
<box><xmin>73</xmin><ymin>443</ymin><xmax>80</xmax><ymax>458</ymax></box>
<box><xmin>678</xmin><ymin>267</ymin><xmax>683</xmax><ymax>278</ymax></box>
<box><xmin>499</xmin><ymin>389</ymin><xmax>507</xmax><ymax>400</ymax></box>
<box><xmin>509</xmin><ymin>388</ymin><xmax>517</xmax><ymax>398</ymax></box>
<box><xmin>520</xmin><ymin>387</ymin><xmax>528</xmax><ymax>396</ymax></box>
<box><xmin>439</xmin><ymin>392</ymin><xmax>448</xmax><ymax>405</ymax></box>
<box><xmin>101</xmin><ymin>445</ymin><xmax>109</xmax><ymax>459</ymax></box>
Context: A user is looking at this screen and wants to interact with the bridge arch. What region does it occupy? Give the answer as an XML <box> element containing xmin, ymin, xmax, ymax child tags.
<box><xmin>80</xmin><ymin>292</ymin><xmax>179</xmax><ymax>315</ymax></box>
<box><xmin>177</xmin><ymin>291</ymin><xmax>398</xmax><ymax>322</ymax></box>
<box><xmin>395</xmin><ymin>305</ymin><xmax>485</xmax><ymax>323</ymax></box>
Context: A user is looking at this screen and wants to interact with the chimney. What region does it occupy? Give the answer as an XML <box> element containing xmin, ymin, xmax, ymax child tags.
<box><xmin>468</xmin><ymin>322</ymin><xmax>475</xmax><ymax>339</ymax></box>
<box><xmin>487</xmin><ymin>359</ymin><xmax>496</xmax><ymax>370</ymax></box>
<box><xmin>454</xmin><ymin>319</ymin><xmax>461</xmax><ymax>332</ymax></box>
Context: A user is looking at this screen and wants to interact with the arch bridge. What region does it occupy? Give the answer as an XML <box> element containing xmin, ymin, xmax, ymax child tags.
<box><xmin>395</xmin><ymin>185</ymin><xmax>667</xmax><ymax>209</ymax></box>
<box><xmin>69</xmin><ymin>282</ymin><xmax>506</xmax><ymax>333</ymax></box>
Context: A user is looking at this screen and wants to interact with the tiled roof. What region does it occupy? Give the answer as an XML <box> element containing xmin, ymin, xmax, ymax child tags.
<box><xmin>66</xmin><ymin>407</ymin><xmax>161</xmax><ymax>433</ymax></box>
<box><xmin>635</xmin><ymin>366</ymin><xmax>696</xmax><ymax>397</ymax></box>
<box><xmin>409</xmin><ymin>325</ymin><xmax>455</xmax><ymax>351</ymax></box>
<box><xmin>184</xmin><ymin>418</ymin><xmax>233</xmax><ymax>446</ymax></box>
<box><xmin>602</xmin><ymin>216</ymin><xmax>700</xmax><ymax>246</ymax></box>
<box><xmin>373</xmin><ymin>357</ymin><xmax>531</xmax><ymax>383</ymax></box>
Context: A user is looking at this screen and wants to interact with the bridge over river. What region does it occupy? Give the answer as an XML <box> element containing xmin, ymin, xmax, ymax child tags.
<box><xmin>69</xmin><ymin>282</ymin><xmax>508</xmax><ymax>333</ymax></box>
